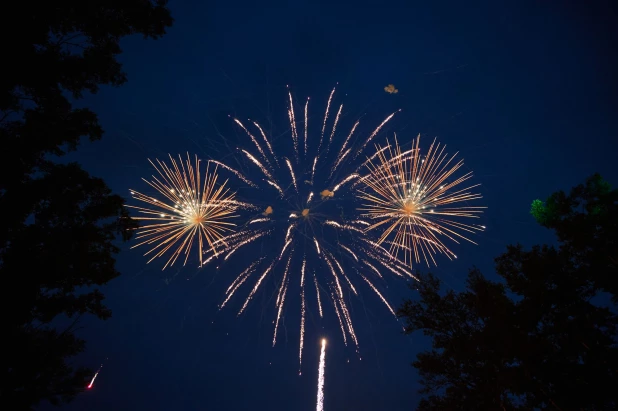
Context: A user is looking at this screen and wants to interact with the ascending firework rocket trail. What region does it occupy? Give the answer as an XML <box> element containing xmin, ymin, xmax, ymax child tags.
<box><xmin>316</xmin><ymin>339</ymin><xmax>327</xmax><ymax>411</ymax></box>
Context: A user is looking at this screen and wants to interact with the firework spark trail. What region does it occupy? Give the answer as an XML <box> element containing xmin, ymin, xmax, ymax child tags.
<box><xmin>358</xmin><ymin>135</ymin><xmax>485</xmax><ymax>266</ymax></box>
<box><xmin>311</xmin><ymin>156</ymin><xmax>318</xmax><ymax>185</ymax></box>
<box><xmin>286</xmin><ymin>224</ymin><xmax>295</xmax><ymax>242</ymax></box>
<box><xmin>352</xmin><ymin>144</ymin><xmax>392</xmax><ymax>180</ymax></box>
<box><xmin>280</xmin><ymin>239</ymin><xmax>292</xmax><ymax>259</ymax></box>
<box><xmin>331</xmin><ymin>148</ymin><xmax>351</xmax><ymax>178</ymax></box>
<box><xmin>328</xmin><ymin>104</ymin><xmax>343</xmax><ymax>147</ymax></box>
<box><xmin>234</xmin><ymin>118</ymin><xmax>272</xmax><ymax>168</ymax></box>
<box><xmin>208</xmin><ymin>160</ymin><xmax>258</xmax><ymax>188</ymax></box>
<box><xmin>273</xmin><ymin>253</ymin><xmax>293</xmax><ymax>346</ymax></box>
<box><xmin>241</xmin><ymin>149</ymin><xmax>274</xmax><ymax>181</ymax></box>
<box><xmin>340</xmin><ymin>296</ymin><xmax>359</xmax><ymax>350</ymax></box>
<box><xmin>359</xmin><ymin>273</ymin><xmax>396</xmax><ymax>317</ymax></box>
<box><xmin>266</xmin><ymin>180</ymin><xmax>284</xmax><ymax>197</ymax></box>
<box><xmin>333</xmin><ymin>173</ymin><xmax>359</xmax><ymax>192</ymax></box>
<box><xmin>316</xmin><ymin>339</ymin><xmax>327</xmax><ymax>411</ymax></box>
<box><xmin>304</xmin><ymin>98</ymin><xmax>309</xmax><ymax>156</ymax></box>
<box><xmin>314</xmin><ymin>274</ymin><xmax>323</xmax><ymax>317</ymax></box>
<box><xmin>249</xmin><ymin>218</ymin><xmax>269</xmax><ymax>224</ymax></box>
<box><xmin>276</xmin><ymin>254</ymin><xmax>292</xmax><ymax>307</ymax></box>
<box><xmin>323</xmin><ymin>254</ymin><xmax>358</xmax><ymax>349</ymax></box>
<box><xmin>368</xmin><ymin>252</ymin><xmax>404</xmax><ymax>278</ymax></box>
<box><xmin>318</xmin><ymin>86</ymin><xmax>336</xmax><ymax>154</ymax></box>
<box><xmin>313</xmin><ymin>237</ymin><xmax>321</xmax><ymax>254</ymax></box>
<box><xmin>307</xmin><ymin>191</ymin><xmax>314</xmax><ymax>204</ymax></box>
<box><xmin>128</xmin><ymin>154</ymin><xmax>239</xmax><ymax>269</ymax></box>
<box><xmin>299</xmin><ymin>258</ymin><xmax>306</xmax><ymax>374</ymax></box>
<box><xmin>224</xmin><ymin>231</ymin><xmax>268</xmax><ymax>261</ymax></box>
<box><xmin>339</xmin><ymin>244</ymin><xmax>358</xmax><ymax>261</ymax></box>
<box><xmin>331</xmin><ymin>290</ymin><xmax>347</xmax><ymax>344</ymax></box>
<box><xmin>251</xmin><ymin>121</ymin><xmax>276</xmax><ymax>162</ymax></box>
<box><xmin>331</xmin><ymin>254</ymin><xmax>357</xmax><ymax>295</ymax></box>
<box><xmin>354</xmin><ymin>110</ymin><xmax>401</xmax><ymax>158</ymax></box>
<box><xmin>285</xmin><ymin>158</ymin><xmax>299</xmax><ymax>192</ymax></box>
<box><xmin>287</xmin><ymin>89</ymin><xmax>299</xmax><ymax>160</ymax></box>
<box><xmin>201</xmin><ymin>230</ymin><xmax>268</xmax><ymax>267</ymax></box>
<box><xmin>238</xmin><ymin>259</ymin><xmax>278</xmax><ymax>315</ymax></box>
<box><xmin>361</xmin><ymin>259</ymin><xmax>383</xmax><ymax>279</ymax></box>
<box><xmin>220</xmin><ymin>260</ymin><xmax>261</xmax><ymax>309</ymax></box>
<box><xmin>333</xmin><ymin>120</ymin><xmax>360</xmax><ymax>174</ymax></box>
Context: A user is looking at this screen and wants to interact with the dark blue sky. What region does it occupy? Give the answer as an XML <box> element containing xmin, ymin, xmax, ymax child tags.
<box><xmin>48</xmin><ymin>1</ymin><xmax>617</xmax><ymax>410</ymax></box>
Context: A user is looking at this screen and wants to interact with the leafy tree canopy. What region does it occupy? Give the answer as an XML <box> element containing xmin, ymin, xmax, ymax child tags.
<box><xmin>0</xmin><ymin>1</ymin><xmax>172</xmax><ymax>408</ymax></box>
<box><xmin>400</xmin><ymin>174</ymin><xmax>618</xmax><ymax>410</ymax></box>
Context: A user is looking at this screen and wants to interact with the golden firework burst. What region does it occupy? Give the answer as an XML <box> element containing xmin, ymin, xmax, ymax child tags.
<box><xmin>357</xmin><ymin>135</ymin><xmax>485</xmax><ymax>266</ymax></box>
<box><xmin>128</xmin><ymin>154</ymin><xmax>240</xmax><ymax>269</ymax></box>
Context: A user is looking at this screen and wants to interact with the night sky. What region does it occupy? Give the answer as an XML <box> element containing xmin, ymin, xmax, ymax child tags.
<box><xmin>45</xmin><ymin>1</ymin><xmax>617</xmax><ymax>410</ymax></box>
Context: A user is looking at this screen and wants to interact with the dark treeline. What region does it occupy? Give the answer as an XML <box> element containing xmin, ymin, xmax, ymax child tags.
<box><xmin>399</xmin><ymin>174</ymin><xmax>618</xmax><ymax>410</ymax></box>
<box><xmin>0</xmin><ymin>1</ymin><xmax>173</xmax><ymax>409</ymax></box>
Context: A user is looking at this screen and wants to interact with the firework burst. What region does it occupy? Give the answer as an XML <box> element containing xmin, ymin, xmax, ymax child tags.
<box><xmin>202</xmin><ymin>86</ymin><xmax>412</xmax><ymax>370</ymax></box>
<box><xmin>128</xmin><ymin>154</ymin><xmax>252</xmax><ymax>269</ymax></box>
<box><xmin>356</xmin><ymin>135</ymin><xmax>485</xmax><ymax>267</ymax></box>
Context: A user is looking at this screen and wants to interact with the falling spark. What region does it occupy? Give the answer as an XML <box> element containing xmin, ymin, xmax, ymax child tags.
<box><xmin>304</xmin><ymin>98</ymin><xmax>309</xmax><ymax>156</ymax></box>
<box><xmin>319</xmin><ymin>86</ymin><xmax>336</xmax><ymax>153</ymax></box>
<box><xmin>249</xmin><ymin>218</ymin><xmax>269</xmax><ymax>224</ymax></box>
<box><xmin>273</xmin><ymin>254</ymin><xmax>293</xmax><ymax>346</ymax></box>
<box><xmin>128</xmin><ymin>154</ymin><xmax>239</xmax><ymax>269</ymax></box>
<box><xmin>311</xmin><ymin>156</ymin><xmax>318</xmax><ymax>185</ymax></box>
<box><xmin>328</xmin><ymin>104</ymin><xmax>343</xmax><ymax>145</ymax></box>
<box><xmin>251</xmin><ymin>121</ymin><xmax>277</xmax><ymax>160</ymax></box>
<box><xmin>299</xmin><ymin>258</ymin><xmax>306</xmax><ymax>374</ymax></box>
<box><xmin>331</xmin><ymin>290</ymin><xmax>347</xmax><ymax>344</ymax></box>
<box><xmin>234</xmin><ymin>118</ymin><xmax>271</xmax><ymax>167</ymax></box>
<box><xmin>355</xmin><ymin>110</ymin><xmax>401</xmax><ymax>158</ymax></box>
<box><xmin>285</xmin><ymin>224</ymin><xmax>295</xmax><ymax>242</ymax></box>
<box><xmin>314</xmin><ymin>274</ymin><xmax>323</xmax><ymax>318</ymax></box>
<box><xmin>287</xmin><ymin>88</ymin><xmax>299</xmax><ymax>159</ymax></box>
<box><xmin>241</xmin><ymin>149</ymin><xmax>274</xmax><ymax>181</ymax></box>
<box><xmin>316</xmin><ymin>339</ymin><xmax>327</xmax><ymax>411</ymax></box>
<box><xmin>221</xmin><ymin>260</ymin><xmax>261</xmax><ymax>309</ymax></box>
<box><xmin>223</xmin><ymin>231</ymin><xmax>268</xmax><ymax>261</ymax></box>
<box><xmin>285</xmin><ymin>158</ymin><xmax>299</xmax><ymax>192</ymax></box>
<box><xmin>333</xmin><ymin>173</ymin><xmax>359</xmax><ymax>192</ymax></box>
<box><xmin>332</xmin><ymin>255</ymin><xmax>357</xmax><ymax>295</ymax></box>
<box><xmin>239</xmin><ymin>260</ymin><xmax>277</xmax><ymax>315</ymax></box>
<box><xmin>266</xmin><ymin>180</ymin><xmax>285</xmax><ymax>197</ymax></box>
<box><xmin>208</xmin><ymin>160</ymin><xmax>258</xmax><ymax>188</ymax></box>
<box><xmin>339</xmin><ymin>244</ymin><xmax>358</xmax><ymax>261</ymax></box>
<box><xmin>359</xmin><ymin>273</ymin><xmax>396</xmax><ymax>317</ymax></box>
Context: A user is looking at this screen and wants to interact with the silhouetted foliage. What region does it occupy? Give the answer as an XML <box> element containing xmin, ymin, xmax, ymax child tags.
<box><xmin>530</xmin><ymin>173</ymin><xmax>618</xmax><ymax>301</ymax></box>
<box><xmin>399</xmin><ymin>174</ymin><xmax>618</xmax><ymax>410</ymax></box>
<box><xmin>0</xmin><ymin>1</ymin><xmax>172</xmax><ymax>408</ymax></box>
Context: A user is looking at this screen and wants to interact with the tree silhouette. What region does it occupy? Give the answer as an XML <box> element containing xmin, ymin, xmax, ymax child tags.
<box><xmin>0</xmin><ymin>1</ymin><xmax>173</xmax><ymax>408</ymax></box>
<box><xmin>399</xmin><ymin>174</ymin><xmax>618</xmax><ymax>410</ymax></box>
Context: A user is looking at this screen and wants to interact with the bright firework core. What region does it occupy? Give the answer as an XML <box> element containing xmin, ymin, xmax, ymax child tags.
<box><xmin>357</xmin><ymin>135</ymin><xmax>485</xmax><ymax>266</ymax></box>
<box><xmin>402</xmin><ymin>198</ymin><xmax>417</xmax><ymax>215</ymax></box>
